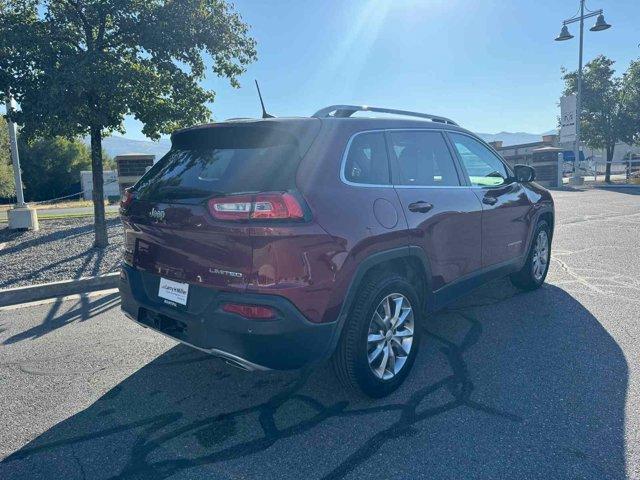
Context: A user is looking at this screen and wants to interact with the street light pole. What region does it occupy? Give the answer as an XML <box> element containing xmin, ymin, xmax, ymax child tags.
<box><xmin>555</xmin><ymin>0</ymin><xmax>611</xmax><ymax>186</ymax></box>
<box><xmin>574</xmin><ymin>0</ymin><xmax>585</xmax><ymax>186</ymax></box>
<box><xmin>5</xmin><ymin>93</ymin><xmax>26</xmax><ymax>207</ymax></box>
<box><xmin>4</xmin><ymin>91</ymin><xmax>38</xmax><ymax>230</ymax></box>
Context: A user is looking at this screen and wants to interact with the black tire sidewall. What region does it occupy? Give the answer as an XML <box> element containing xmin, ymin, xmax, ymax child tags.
<box><xmin>530</xmin><ymin>221</ymin><xmax>551</xmax><ymax>285</ymax></box>
<box><xmin>513</xmin><ymin>220</ymin><xmax>551</xmax><ymax>289</ymax></box>
<box><xmin>350</xmin><ymin>276</ymin><xmax>422</xmax><ymax>397</ymax></box>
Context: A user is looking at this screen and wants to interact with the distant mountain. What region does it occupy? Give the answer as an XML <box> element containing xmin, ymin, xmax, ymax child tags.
<box><xmin>98</xmin><ymin>128</ymin><xmax>559</xmax><ymax>159</ymax></box>
<box><xmin>475</xmin><ymin>130</ymin><xmax>557</xmax><ymax>147</ymax></box>
<box><xmin>87</xmin><ymin>135</ymin><xmax>171</xmax><ymax>160</ymax></box>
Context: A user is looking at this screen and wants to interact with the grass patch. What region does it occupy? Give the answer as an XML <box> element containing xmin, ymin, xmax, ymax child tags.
<box><xmin>0</xmin><ymin>211</ymin><xmax>120</xmax><ymax>223</ymax></box>
<box><xmin>0</xmin><ymin>199</ymin><xmax>109</xmax><ymax>212</ymax></box>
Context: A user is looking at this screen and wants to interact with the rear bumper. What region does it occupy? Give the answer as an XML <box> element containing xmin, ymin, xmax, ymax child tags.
<box><xmin>118</xmin><ymin>264</ymin><xmax>338</xmax><ymax>370</ymax></box>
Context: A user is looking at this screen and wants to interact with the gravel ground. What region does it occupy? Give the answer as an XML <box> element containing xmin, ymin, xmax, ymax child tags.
<box><xmin>0</xmin><ymin>218</ymin><xmax>123</xmax><ymax>289</ymax></box>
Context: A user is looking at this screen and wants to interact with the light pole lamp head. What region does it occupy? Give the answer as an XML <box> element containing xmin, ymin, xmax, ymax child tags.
<box><xmin>590</xmin><ymin>13</ymin><xmax>611</xmax><ymax>32</ymax></box>
<box><xmin>555</xmin><ymin>25</ymin><xmax>574</xmax><ymax>41</ymax></box>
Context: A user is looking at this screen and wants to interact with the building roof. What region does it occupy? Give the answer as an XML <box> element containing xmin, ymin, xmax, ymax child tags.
<box><xmin>497</xmin><ymin>141</ymin><xmax>547</xmax><ymax>151</ymax></box>
<box><xmin>114</xmin><ymin>153</ymin><xmax>156</xmax><ymax>159</ymax></box>
<box><xmin>532</xmin><ymin>146</ymin><xmax>563</xmax><ymax>153</ymax></box>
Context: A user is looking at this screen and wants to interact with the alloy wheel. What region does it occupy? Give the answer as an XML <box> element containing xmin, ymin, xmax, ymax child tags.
<box><xmin>532</xmin><ymin>230</ymin><xmax>549</xmax><ymax>281</ymax></box>
<box><xmin>367</xmin><ymin>293</ymin><xmax>415</xmax><ymax>380</ymax></box>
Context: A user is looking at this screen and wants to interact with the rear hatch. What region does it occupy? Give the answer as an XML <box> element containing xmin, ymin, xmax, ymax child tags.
<box><xmin>122</xmin><ymin>119</ymin><xmax>321</xmax><ymax>292</ymax></box>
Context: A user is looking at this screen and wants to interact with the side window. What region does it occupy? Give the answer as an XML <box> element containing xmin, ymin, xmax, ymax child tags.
<box><xmin>344</xmin><ymin>132</ymin><xmax>390</xmax><ymax>185</ymax></box>
<box><xmin>449</xmin><ymin>133</ymin><xmax>510</xmax><ymax>187</ymax></box>
<box><xmin>389</xmin><ymin>131</ymin><xmax>460</xmax><ymax>186</ymax></box>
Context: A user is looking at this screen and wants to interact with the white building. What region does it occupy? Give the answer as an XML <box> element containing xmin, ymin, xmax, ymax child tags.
<box><xmin>80</xmin><ymin>170</ymin><xmax>120</xmax><ymax>200</ymax></box>
<box><xmin>582</xmin><ymin>141</ymin><xmax>640</xmax><ymax>165</ymax></box>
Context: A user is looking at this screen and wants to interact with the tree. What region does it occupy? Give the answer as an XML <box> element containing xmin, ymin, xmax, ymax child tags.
<box><xmin>622</xmin><ymin>59</ymin><xmax>640</xmax><ymax>148</ymax></box>
<box><xmin>0</xmin><ymin>0</ymin><xmax>256</xmax><ymax>246</ymax></box>
<box><xmin>562</xmin><ymin>55</ymin><xmax>640</xmax><ymax>182</ymax></box>
<box><xmin>18</xmin><ymin>136</ymin><xmax>92</xmax><ymax>202</ymax></box>
<box><xmin>0</xmin><ymin>116</ymin><xmax>15</xmax><ymax>199</ymax></box>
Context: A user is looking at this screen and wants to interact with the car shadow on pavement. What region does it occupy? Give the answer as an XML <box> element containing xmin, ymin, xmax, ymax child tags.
<box><xmin>0</xmin><ymin>280</ymin><xmax>629</xmax><ymax>480</ymax></box>
<box><xmin>2</xmin><ymin>293</ymin><xmax>121</xmax><ymax>345</ymax></box>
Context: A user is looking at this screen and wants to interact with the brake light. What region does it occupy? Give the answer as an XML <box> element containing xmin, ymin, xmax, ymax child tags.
<box><xmin>121</xmin><ymin>188</ymin><xmax>135</xmax><ymax>208</ymax></box>
<box><xmin>208</xmin><ymin>192</ymin><xmax>304</xmax><ymax>221</ymax></box>
<box><xmin>222</xmin><ymin>303</ymin><xmax>276</xmax><ymax>319</ymax></box>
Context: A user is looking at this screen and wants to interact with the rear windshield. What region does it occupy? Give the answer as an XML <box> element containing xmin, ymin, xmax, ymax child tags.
<box><xmin>135</xmin><ymin>125</ymin><xmax>308</xmax><ymax>202</ymax></box>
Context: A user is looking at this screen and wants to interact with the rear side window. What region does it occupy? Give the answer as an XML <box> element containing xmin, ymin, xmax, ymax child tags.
<box><xmin>388</xmin><ymin>131</ymin><xmax>460</xmax><ymax>186</ymax></box>
<box><xmin>135</xmin><ymin>125</ymin><xmax>310</xmax><ymax>202</ymax></box>
<box><xmin>343</xmin><ymin>132</ymin><xmax>390</xmax><ymax>185</ymax></box>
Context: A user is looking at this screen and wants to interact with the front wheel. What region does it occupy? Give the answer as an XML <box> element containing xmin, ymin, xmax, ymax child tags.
<box><xmin>332</xmin><ymin>274</ymin><xmax>422</xmax><ymax>398</ymax></box>
<box><xmin>510</xmin><ymin>220</ymin><xmax>551</xmax><ymax>290</ymax></box>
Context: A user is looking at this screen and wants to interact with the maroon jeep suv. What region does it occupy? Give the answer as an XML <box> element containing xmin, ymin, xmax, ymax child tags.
<box><xmin>119</xmin><ymin>105</ymin><xmax>554</xmax><ymax>397</ymax></box>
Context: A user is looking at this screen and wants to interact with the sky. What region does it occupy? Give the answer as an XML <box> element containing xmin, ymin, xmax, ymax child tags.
<box><xmin>105</xmin><ymin>0</ymin><xmax>640</xmax><ymax>140</ymax></box>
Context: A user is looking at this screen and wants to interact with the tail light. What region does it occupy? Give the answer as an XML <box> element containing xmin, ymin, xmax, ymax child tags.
<box><xmin>208</xmin><ymin>192</ymin><xmax>304</xmax><ymax>221</ymax></box>
<box><xmin>222</xmin><ymin>303</ymin><xmax>276</xmax><ymax>320</ymax></box>
<box><xmin>121</xmin><ymin>188</ymin><xmax>135</xmax><ymax>209</ymax></box>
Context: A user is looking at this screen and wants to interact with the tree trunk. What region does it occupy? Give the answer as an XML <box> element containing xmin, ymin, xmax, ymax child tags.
<box><xmin>90</xmin><ymin>126</ymin><xmax>108</xmax><ymax>248</ymax></box>
<box><xmin>604</xmin><ymin>145</ymin><xmax>615</xmax><ymax>183</ymax></box>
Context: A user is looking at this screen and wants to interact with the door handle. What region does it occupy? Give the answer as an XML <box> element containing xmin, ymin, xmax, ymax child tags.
<box><xmin>482</xmin><ymin>196</ymin><xmax>498</xmax><ymax>206</ymax></box>
<box><xmin>408</xmin><ymin>201</ymin><xmax>433</xmax><ymax>213</ymax></box>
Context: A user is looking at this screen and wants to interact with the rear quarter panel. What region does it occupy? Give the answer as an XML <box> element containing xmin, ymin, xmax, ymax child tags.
<box><xmin>296</xmin><ymin>120</ymin><xmax>409</xmax><ymax>323</ymax></box>
<box><xmin>246</xmin><ymin>222</ymin><xmax>342</xmax><ymax>324</ymax></box>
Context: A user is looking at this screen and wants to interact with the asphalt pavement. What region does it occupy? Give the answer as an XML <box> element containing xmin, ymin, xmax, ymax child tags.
<box><xmin>1</xmin><ymin>186</ymin><xmax>639</xmax><ymax>479</ymax></box>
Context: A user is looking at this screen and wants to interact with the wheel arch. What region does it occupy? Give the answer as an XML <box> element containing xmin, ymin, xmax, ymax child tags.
<box><xmin>326</xmin><ymin>246</ymin><xmax>433</xmax><ymax>355</ymax></box>
<box><xmin>538</xmin><ymin>210</ymin><xmax>554</xmax><ymax>241</ymax></box>
<box><xmin>519</xmin><ymin>206</ymin><xmax>555</xmax><ymax>271</ymax></box>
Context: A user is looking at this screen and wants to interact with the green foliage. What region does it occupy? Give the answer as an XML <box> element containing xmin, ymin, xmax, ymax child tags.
<box><xmin>0</xmin><ymin>0</ymin><xmax>257</xmax><ymax>140</ymax></box>
<box><xmin>0</xmin><ymin>116</ymin><xmax>15</xmax><ymax>198</ymax></box>
<box><xmin>621</xmin><ymin>59</ymin><xmax>640</xmax><ymax>147</ymax></box>
<box><xmin>18</xmin><ymin>136</ymin><xmax>92</xmax><ymax>202</ymax></box>
<box><xmin>562</xmin><ymin>55</ymin><xmax>640</xmax><ymax>163</ymax></box>
<box><xmin>0</xmin><ymin>0</ymin><xmax>256</xmax><ymax>244</ymax></box>
<box><xmin>101</xmin><ymin>148</ymin><xmax>114</xmax><ymax>170</ymax></box>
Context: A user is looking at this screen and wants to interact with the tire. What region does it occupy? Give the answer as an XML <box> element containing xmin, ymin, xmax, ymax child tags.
<box><xmin>510</xmin><ymin>220</ymin><xmax>551</xmax><ymax>291</ymax></box>
<box><xmin>332</xmin><ymin>273</ymin><xmax>422</xmax><ymax>398</ymax></box>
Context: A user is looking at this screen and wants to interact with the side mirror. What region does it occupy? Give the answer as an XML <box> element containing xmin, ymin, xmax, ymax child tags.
<box><xmin>514</xmin><ymin>164</ymin><xmax>536</xmax><ymax>183</ymax></box>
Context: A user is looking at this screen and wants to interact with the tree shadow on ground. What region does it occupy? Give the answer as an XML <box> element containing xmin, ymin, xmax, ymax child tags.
<box><xmin>0</xmin><ymin>280</ymin><xmax>629</xmax><ymax>479</ymax></box>
<box><xmin>0</xmin><ymin>218</ymin><xmax>122</xmax><ymax>288</ymax></box>
<box><xmin>2</xmin><ymin>292</ymin><xmax>120</xmax><ymax>345</ymax></box>
<box><xmin>0</xmin><ymin>218</ymin><xmax>121</xmax><ymax>256</ymax></box>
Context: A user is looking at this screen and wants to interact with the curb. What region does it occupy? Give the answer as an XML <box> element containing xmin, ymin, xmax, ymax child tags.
<box><xmin>551</xmin><ymin>184</ymin><xmax>640</xmax><ymax>191</ymax></box>
<box><xmin>0</xmin><ymin>272</ymin><xmax>120</xmax><ymax>307</ymax></box>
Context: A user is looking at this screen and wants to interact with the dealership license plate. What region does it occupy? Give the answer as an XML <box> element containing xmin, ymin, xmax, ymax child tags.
<box><xmin>158</xmin><ymin>278</ymin><xmax>189</xmax><ymax>306</ymax></box>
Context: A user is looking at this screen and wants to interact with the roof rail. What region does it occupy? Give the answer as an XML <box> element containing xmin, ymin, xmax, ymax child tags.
<box><xmin>312</xmin><ymin>105</ymin><xmax>458</xmax><ymax>126</ymax></box>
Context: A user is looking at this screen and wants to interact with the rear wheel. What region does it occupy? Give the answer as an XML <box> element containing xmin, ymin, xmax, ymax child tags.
<box><xmin>510</xmin><ymin>220</ymin><xmax>551</xmax><ymax>290</ymax></box>
<box><xmin>332</xmin><ymin>274</ymin><xmax>422</xmax><ymax>398</ymax></box>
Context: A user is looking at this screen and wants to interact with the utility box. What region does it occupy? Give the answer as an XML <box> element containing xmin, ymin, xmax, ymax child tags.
<box><xmin>115</xmin><ymin>154</ymin><xmax>155</xmax><ymax>194</ymax></box>
<box><xmin>495</xmin><ymin>136</ymin><xmax>563</xmax><ymax>188</ymax></box>
<box><xmin>80</xmin><ymin>170</ymin><xmax>119</xmax><ymax>200</ymax></box>
<box><xmin>530</xmin><ymin>146</ymin><xmax>564</xmax><ymax>188</ymax></box>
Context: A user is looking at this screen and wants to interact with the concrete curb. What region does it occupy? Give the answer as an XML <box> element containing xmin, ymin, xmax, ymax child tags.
<box><xmin>0</xmin><ymin>272</ymin><xmax>120</xmax><ymax>307</ymax></box>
